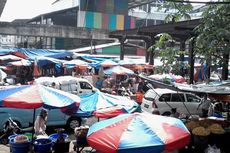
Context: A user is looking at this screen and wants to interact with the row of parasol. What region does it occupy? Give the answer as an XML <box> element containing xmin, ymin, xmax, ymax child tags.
<box><xmin>0</xmin><ymin>84</ymin><xmax>191</xmax><ymax>153</ymax></box>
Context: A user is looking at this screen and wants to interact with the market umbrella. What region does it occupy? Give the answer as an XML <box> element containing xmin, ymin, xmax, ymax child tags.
<box><xmin>149</xmin><ymin>74</ymin><xmax>186</xmax><ymax>83</ymax></box>
<box><xmin>100</xmin><ymin>60</ymin><xmax>118</xmax><ymax>67</ymax></box>
<box><xmin>0</xmin><ymin>84</ymin><xmax>81</xmax><ymax>139</ymax></box>
<box><xmin>104</xmin><ymin>65</ymin><xmax>134</xmax><ymax>75</ymax></box>
<box><xmin>75</xmin><ymin>91</ymin><xmax>139</xmax><ymax>118</ymax></box>
<box><xmin>87</xmin><ymin>112</ymin><xmax>190</xmax><ymax>153</ymax></box>
<box><xmin>7</xmin><ymin>59</ymin><xmax>32</xmax><ymax>67</ymax></box>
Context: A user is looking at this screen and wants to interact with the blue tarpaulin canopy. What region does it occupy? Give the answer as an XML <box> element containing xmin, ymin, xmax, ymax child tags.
<box><xmin>15</xmin><ymin>48</ymin><xmax>73</xmax><ymax>60</ymax></box>
<box><xmin>0</xmin><ymin>48</ymin><xmax>16</xmax><ymax>56</ymax></box>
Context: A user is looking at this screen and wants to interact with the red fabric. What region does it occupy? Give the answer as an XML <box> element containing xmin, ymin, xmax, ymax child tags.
<box><xmin>12</xmin><ymin>52</ymin><xmax>28</xmax><ymax>59</ymax></box>
<box><xmin>33</xmin><ymin>62</ymin><xmax>40</xmax><ymax>77</ymax></box>
<box><xmin>93</xmin><ymin>106</ymin><xmax>124</xmax><ymax>118</ymax></box>
<box><xmin>87</xmin><ymin>116</ymin><xmax>133</xmax><ymax>153</ymax></box>
<box><xmin>3</xmin><ymin>86</ymin><xmax>42</xmax><ymax>109</ymax></box>
<box><xmin>162</xmin><ymin>123</ymin><xmax>190</xmax><ymax>151</ymax></box>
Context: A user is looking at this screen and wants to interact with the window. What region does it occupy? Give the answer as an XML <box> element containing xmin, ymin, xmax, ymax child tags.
<box><xmin>186</xmin><ymin>94</ymin><xmax>201</xmax><ymax>103</ymax></box>
<box><xmin>144</xmin><ymin>90</ymin><xmax>156</xmax><ymax>99</ymax></box>
<box><xmin>171</xmin><ymin>93</ymin><xmax>185</xmax><ymax>102</ymax></box>
<box><xmin>159</xmin><ymin>94</ymin><xmax>171</xmax><ymax>102</ymax></box>
<box><xmin>79</xmin><ymin>82</ymin><xmax>92</xmax><ymax>89</ymax></box>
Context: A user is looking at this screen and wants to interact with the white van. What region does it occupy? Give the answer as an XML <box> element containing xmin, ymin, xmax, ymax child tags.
<box><xmin>141</xmin><ymin>88</ymin><xmax>206</xmax><ymax>117</ymax></box>
<box><xmin>34</xmin><ymin>76</ymin><xmax>98</xmax><ymax>96</ymax></box>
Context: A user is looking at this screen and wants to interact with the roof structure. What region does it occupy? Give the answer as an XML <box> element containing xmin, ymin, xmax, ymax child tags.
<box><xmin>109</xmin><ymin>19</ymin><xmax>201</xmax><ymax>41</ymax></box>
<box><xmin>0</xmin><ymin>0</ymin><xmax>7</xmax><ymax>17</ymax></box>
<box><xmin>128</xmin><ymin>0</ymin><xmax>154</xmax><ymax>9</ymax></box>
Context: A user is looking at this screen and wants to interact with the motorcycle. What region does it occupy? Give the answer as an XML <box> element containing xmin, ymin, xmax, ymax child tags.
<box><xmin>0</xmin><ymin>117</ymin><xmax>33</xmax><ymax>144</ymax></box>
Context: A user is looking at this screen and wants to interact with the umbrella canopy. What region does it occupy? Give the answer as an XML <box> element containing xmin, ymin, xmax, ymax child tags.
<box><xmin>100</xmin><ymin>60</ymin><xmax>118</xmax><ymax>67</ymax></box>
<box><xmin>0</xmin><ymin>84</ymin><xmax>80</xmax><ymax>109</ymax></box>
<box><xmin>7</xmin><ymin>59</ymin><xmax>32</xmax><ymax>66</ymax></box>
<box><xmin>87</xmin><ymin>112</ymin><xmax>190</xmax><ymax>153</ymax></box>
<box><xmin>149</xmin><ymin>74</ymin><xmax>186</xmax><ymax>83</ymax></box>
<box><xmin>76</xmin><ymin>91</ymin><xmax>139</xmax><ymax>118</ymax></box>
<box><xmin>63</xmin><ymin>59</ymin><xmax>91</xmax><ymax>70</ymax></box>
<box><xmin>104</xmin><ymin>66</ymin><xmax>134</xmax><ymax>75</ymax></box>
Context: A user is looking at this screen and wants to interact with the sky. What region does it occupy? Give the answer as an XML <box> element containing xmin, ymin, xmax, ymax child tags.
<box><xmin>0</xmin><ymin>0</ymin><xmax>55</xmax><ymax>22</ymax></box>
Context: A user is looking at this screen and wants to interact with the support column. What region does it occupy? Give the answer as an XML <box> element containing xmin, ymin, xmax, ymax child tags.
<box><xmin>222</xmin><ymin>52</ymin><xmax>229</xmax><ymax>80</ymax></box>
<box><xmin>149</xmin><ymin>37</ymin><xmax>155</xmax><ymax>66</ymax></box>
<box><xmin>145</xmin><ymin>39</ymin><xmax>151</xmax><ymax>63</ymax></box>
<box><xmin>119</xmin><ymin>36</ymin><xmax>126</xmax><ymax>60</ymax></box>
<box><xmin>180</xmin><ymin>40</ymin><xmax>185</xmax><ymax>76</ymax></box>
<box><xmin>189</xmin><ymin>38</ymin><xmax>194</xmax><ymax>84</ymax></box>
<box><xmin>144</xmin><ymin>36</ymin><xmax>155</xmax><ymax>65</ymax></box>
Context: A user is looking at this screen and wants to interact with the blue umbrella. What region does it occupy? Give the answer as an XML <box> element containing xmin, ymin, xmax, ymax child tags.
<box><xmin>75</xmin><ymin>91</ymin><xmax>139</xmax><ymax>118</ymax></box>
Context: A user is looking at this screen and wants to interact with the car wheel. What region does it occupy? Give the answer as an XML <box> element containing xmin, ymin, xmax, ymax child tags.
<box><xmin>162</xmin><ymin>111</ymin><xmax>171</xmax><ymax>116</ymax></box>
<box><xmin>66</xmin><ymin>117</ymin><xmax>81</xmax><ymax>130</ymax></box>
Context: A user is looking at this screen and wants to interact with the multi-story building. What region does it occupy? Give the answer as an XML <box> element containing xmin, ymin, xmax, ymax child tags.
<box><xmin>0</xmin><ymin>0</ymin><xmax>204</xmax><ymax>55</ymax></box>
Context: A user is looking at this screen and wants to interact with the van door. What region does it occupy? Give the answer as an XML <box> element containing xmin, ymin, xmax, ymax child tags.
<box><xmin>77</xmin><ymin>81</ymin><xmax>94</xmax><ymax>95</ymax></box>
<box><xmin>169</xmin><ymin>93</ymin><xmax>187</xmax><ymax>114</ymax></box>
<box><xmin>46</xmin><ymin>109</ymin><xmax>68</xmax><ymax>126</ymax></box>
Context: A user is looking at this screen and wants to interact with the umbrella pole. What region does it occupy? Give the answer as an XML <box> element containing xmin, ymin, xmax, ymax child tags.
<box><xmin>31</xmin><ymin>109</ymin><xmax>36</xmax><ymax>142</ymax></box>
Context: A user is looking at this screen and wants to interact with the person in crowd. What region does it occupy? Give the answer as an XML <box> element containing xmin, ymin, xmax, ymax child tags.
<box><xmin>137</xmin><ymin>79</ymin><xmax>144</xmax><ymax>92</ymax></box>
<box><xmin>152</xmin><ymin>108</ymin><xmax>160</xmax><ymax>115</ymax></box>
<box><xmin>34</xmin><ymin>108</ymin><xmax>48</xmax><ymax>136</ymax></box>
<box><xmin>170</xmin><ymin>108</ymin><xmax>180</xmax><ymax>118</ymax></box>
<box><xmin>95</xmin><ymin>77</ymin><xmax>103</xmax><ymax>90</ymax></box>
<box><xmin>199</xmin><ymin>94</ymin><xmax>211</xmax><ymax>117</ymax></box>
<box><xmin>136</xmin><ymin>90</ymin><xmax>144</xmax><ymax>105</ymax></box>
<box><xmin>102</xmin><ymin>76</ymin><xmax>110</xmax><ymax>88</ymax></box>
<box><xmin>208</xmin><ymin>101</ymin><xmax>223</xmax><ymax>118</ymax></box>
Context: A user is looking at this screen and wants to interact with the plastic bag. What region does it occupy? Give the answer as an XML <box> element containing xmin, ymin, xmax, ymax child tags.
<box><xmin>205</xmin><ymin>145</ymin><xmax>221</xmax><ymax>153</ymax></box>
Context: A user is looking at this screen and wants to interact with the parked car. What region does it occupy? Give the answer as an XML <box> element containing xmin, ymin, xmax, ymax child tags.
<box><xmin>141</xmin><ymin>88</ymin><xmax>209</xmax><ymax>117</ymax></box>
<box><xmin>0</xmin><ymin>107</ymin><xmax>84</xmax><ymax>131</ymax></box>
<box><xmin>34</xmin><ymin>76</ymin><xmax>98</xmax><ymax>96</ymax></box>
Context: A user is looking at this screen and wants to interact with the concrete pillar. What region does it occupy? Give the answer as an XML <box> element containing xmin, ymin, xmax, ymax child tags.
<box><xmin>222</xmin><ymin>52</ymin><xmax>229</xmax><ymax>80</ymax></box>
<box><xmin>149</xmin><ymin>37</ymin><xmax>155</xmax><ymax>65</ymax></box>
<box><xmin>145</xmin><ymin>41</ymin><xmax>151</xmax><ymax>63</ymax></box>
<box><xmin>119</xmin><ymin>36</ymin><xmax>126</xmax><ymax>60</ymax></box>
<box><xmin>189</xmin><ymin>38</ymin><xmax>194</xmax><ymax>84</ymax></box>
<box><xmin>180</xmin><ymin>40</ymin><xmax>185</xmax><ymax>76</ymax></box>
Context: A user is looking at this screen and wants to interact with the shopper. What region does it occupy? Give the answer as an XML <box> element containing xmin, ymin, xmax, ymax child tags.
<box><xmin>34</xmin><ymin>108</ymin><xmax>48</xmax><ymax>136</ymax></box>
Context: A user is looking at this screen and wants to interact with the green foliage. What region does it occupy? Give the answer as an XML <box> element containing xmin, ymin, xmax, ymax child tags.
<box><xmin>194</xmin><ymin>3</ymin><xmax>230</xmax><ymax>66</ymax></box>
<box><xmin>147</xmin><ymin>1</ymin><xmax>194</xmax><ymax>72</ymax></box>
<box><xmin>150</xmin><ymin>33</ymin><xmax>178</xmax><ymax>67</ymax></box>
<box><xmin>158</xmin><ymin>1</ymin><xmax>193</xmax><ymax>23</ymax></box>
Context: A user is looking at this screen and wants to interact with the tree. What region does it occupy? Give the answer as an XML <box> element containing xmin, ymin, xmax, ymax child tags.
<box><xmin>147</xmin><ymin>1</ymin><xmax>193</xmax><ymax>74</ymax></box>
<box><xmin>158</xmin><ymin>0</ymin><xmax>193</xmax><ymax>23</ymax></box>
<box><xmin>194</xmin><ymin>2</ymin><xmax>230</xmax><ymax>80</ymax></box>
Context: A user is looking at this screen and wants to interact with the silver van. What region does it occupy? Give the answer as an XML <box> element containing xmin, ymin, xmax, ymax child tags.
<box><xmin>141</xmin><ymin>88</ymin><xmax>207</xmax><ymax>117</ymax></box>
